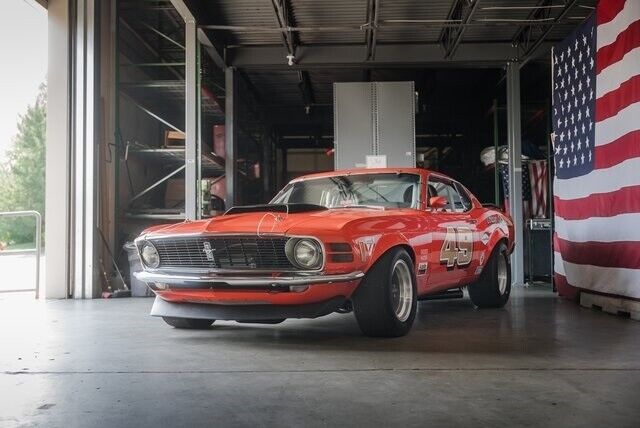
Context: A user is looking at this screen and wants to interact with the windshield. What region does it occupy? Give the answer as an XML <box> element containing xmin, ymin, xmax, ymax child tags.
<box><xmin>270</xmin><ymin>173</ymin><xmax>420</xmax><ymax>209</ymax></box>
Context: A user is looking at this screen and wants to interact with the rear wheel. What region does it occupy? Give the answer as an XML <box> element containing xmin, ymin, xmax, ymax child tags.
<box><xmin>353</xmin><ymin>248</ymin><xmax>417</xmax><ymax>337</ymax></box>
<box><xmin>162</xmin><ymin>317</ymin><xmax>214</xmax><ymax>329</ymax></box>
<box><xmin>468</xmin><ymin>242</ymin><xmax>511</xmax><ymax>308</ymax></box>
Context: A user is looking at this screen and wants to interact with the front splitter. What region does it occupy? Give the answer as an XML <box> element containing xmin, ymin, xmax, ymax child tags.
<box><xmin>150</xmin><ymin>295</ymin><xmax>348</xmax><ymax>321</ymax></box>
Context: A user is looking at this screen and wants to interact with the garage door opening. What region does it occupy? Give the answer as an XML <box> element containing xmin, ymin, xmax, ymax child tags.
<box><xmin>0</xmin><ymin>0</ymin><xmax>47</xmax><ymax>298</ymax></box>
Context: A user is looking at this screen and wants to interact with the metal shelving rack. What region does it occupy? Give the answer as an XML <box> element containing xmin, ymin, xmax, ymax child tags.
<box><xmin>116</xmin><ymin>0</ymin><xmax>226</xmax><ymax>225</ymax></box>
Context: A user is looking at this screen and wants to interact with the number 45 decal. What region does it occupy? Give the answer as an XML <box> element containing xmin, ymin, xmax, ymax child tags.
<box><xmin>440</xmin><ymin>227</ymin><xmax>473</xmax><ymax>268</ymax></box>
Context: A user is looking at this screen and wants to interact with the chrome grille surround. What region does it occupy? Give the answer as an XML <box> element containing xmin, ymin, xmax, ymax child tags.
<box><xmin>146</xmin><ymin>235</ymin><xmax>322</xmax><ymax>272</ymax></box>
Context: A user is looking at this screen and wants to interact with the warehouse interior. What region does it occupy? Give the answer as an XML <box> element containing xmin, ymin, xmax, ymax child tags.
<box><xmin>2</xmin><ymin>0</ymin><xmax>640</xmax><ymax>426</ymax></box>
<box><xmin>111</xmin><ymin>0</ymin><xmax>565</xmax><ymax>287</ymax></box>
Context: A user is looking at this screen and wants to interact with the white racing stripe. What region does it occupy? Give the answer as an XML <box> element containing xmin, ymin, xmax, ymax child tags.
<box><xmin>597</xmin><ymin>0</ymin><xmax>640</xmax><ymax>48</ymax></box>
<box><xmin>554</xmin><ymin>251</ymin><xmax>640</xmax><ymax>299</ymax></box>
<box><xmin>595</xmin><ymin>101</ymin><xmax>640</xmax><ymax>146</ymax></box>
<box><xmin>555</xmin><ymin>213</ymin><xmax>640</xmax><ymax>243</ymax></box>
<box><xmin>553</xmin><ymin>156</ymin><xmax>640</xmax><ymax>200</ymax></box>
<box><xmin>596</xmin><ymin>46</ymin><xmax>640</xmax><ymax>98</ymax></box>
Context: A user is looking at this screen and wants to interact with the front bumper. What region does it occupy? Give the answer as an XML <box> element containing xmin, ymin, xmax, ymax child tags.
<box><xmin>134</xmin><ymin>270</ymin><xmax>365</xmax><ymax>288</ymax></box>
<box><xmin>150</xmin><ymin>295</ymin><xmax>348</xmax><ymax>320</ymax></box>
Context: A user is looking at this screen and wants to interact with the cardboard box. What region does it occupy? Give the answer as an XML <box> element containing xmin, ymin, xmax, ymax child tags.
<box><xmin>164</xmin><ymin>178</ymin><xmax>185</xmax><ymax>209</ymax></box>
<box><xmin>213</xmin><ymin>125</ymin><xmax>225</xmax><ymax>158</ymax></box>
<box><xmin>164</xmin><ymin>130</ymin><xmax>186</xmax><ymax>148</ymax></box>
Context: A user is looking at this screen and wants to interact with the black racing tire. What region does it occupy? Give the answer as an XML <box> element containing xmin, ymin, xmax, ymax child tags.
<box><xmin>352</xmin><ymin>247</ymin><xmax>417</xmax><ymax>337</ymax></box>
<box><xmin>468</xmin><ymin>242</ymin><xmax>511</xmax><ymax>308</ymax></box>
<box><xmin>162</xmin><ymin>317</ymin><xmax>215</xmax><ymax>329</ymax></box>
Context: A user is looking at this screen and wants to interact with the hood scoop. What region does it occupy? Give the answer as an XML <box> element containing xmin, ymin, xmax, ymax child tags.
<box><xmin>224</xmin><ymin>203</ymin><xmax>327</xmax><ymax>215</ymax></box>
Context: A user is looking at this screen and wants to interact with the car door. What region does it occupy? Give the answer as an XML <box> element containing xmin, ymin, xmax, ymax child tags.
<box><xmin>451</xmin><ymin>181</ymin><xmax>479</xmax><ymax>282</ymax></box>
<box><xmin>423</xmin><ymin>176</ymin><xmax>476</xmax><ymax>290</ymax></box>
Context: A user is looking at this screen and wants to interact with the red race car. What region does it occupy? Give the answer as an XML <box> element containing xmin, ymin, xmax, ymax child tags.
<box><xmin>134</xmin><ymin>168</ymin><xmax>514</xmax><ymax>337</ymax></box>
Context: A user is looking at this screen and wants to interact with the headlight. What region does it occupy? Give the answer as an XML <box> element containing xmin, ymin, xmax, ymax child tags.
<box><xmin>140</xmin><ymin>242</ymin><xmax>160</xmax><ymax>269</ymax></box>
<box><xmin>286</xmin><ymin>238</ymin><xmax>322</xmax><ymax>270</ymax></box>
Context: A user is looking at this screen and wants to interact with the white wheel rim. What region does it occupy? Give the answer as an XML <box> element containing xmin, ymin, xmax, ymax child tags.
<box><xmin>497</xmin><ymin>254</ymin><xmax>508</xmax><ymax>295</ymax></box>
<box><xmin>391</xmin><ymin>259</ymin><xmax>413</xmax><ymax>322</ymax></box>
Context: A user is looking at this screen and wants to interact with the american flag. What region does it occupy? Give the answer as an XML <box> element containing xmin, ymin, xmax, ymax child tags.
<box><xmin>552</xmin><ymin>0</ymin><xmax>640</xmax><ymax>300</ymax></box>
<box><xmin>529</xmin><ymin>160</ymin><xmax>548</xmax><ymax>218</ymax></box>
<box><xmin>499</xmin><ymin>160</ymin><xmax>548</xmax><ymax>219</ymax></box>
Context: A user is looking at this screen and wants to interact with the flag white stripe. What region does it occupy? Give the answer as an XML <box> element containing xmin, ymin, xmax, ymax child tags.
<box><xmin>595</xmin><ymin>100</ymin><xmax>640</xmax><ymax>146</ymax></box>
<box><xmin>554</xmin><ymin>251</ymin><xmax>640</xmax><ymax>299</ymax></box>
<box><xmin>555</xmin><ymin>213</ymin><xmax>640</xmax><ymax>243</ymax></box>
<box><xmin>597</xmin><ymin>0</ymin><xmax>640</xmax><ymax>48</ymax></box>
<box><xmin>595</xmin><ymin>46</ymin><xmax>640</xmax><ymax>98</ymax></box>
<box><xmin>553</xmin><ymin>156</ymin><xmax>640</xmax><ymax>200</ymax></box>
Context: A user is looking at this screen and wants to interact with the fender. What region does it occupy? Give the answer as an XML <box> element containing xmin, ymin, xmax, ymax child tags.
<box><xmin>357</xmin><ymin>232</ymin><xmax>414</xmax><ymax>272</ymax></box>
<box><xmin>477</xmin><ymin>211</ymin><xmax>512</xmax><ymax>270</ymax></box>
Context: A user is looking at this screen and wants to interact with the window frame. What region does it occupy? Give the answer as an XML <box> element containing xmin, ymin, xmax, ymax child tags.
<box><xmin>453</xmin><ymin>181</ymin><xmax>473</xmax><ymax>213</ymax></box>
<box><xmin>426</xmin><ymin>175</ymin><xmax>472</xmax><ymax>213</ymax></box>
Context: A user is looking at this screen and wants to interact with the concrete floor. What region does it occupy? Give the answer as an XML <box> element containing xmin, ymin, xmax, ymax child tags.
<box><xmin>1</xmin><ymin>286</ymin><xmax>639</xmax><ymax>428</ymax></box>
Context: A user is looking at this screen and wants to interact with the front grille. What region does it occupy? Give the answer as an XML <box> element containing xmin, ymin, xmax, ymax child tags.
<box><xmin>150</xmin><ymin>235</ymin><xmax>296</xmax><ymax>270</ymax></box>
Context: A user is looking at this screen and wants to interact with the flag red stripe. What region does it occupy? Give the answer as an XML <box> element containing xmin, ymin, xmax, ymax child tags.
<box><xmin>553</xmin><ymin>272</ymin><xmax>580</xmax><ymax>300</ymax></box>
<box><xmin>597</xmin><ymin>0</ymin><xmax>627</xmax><ymax>25</ymax></box>
<box><xmin>554</xmin><ymin>184</ymin><xmax>640</xmax><ymax>220</ymax></box>
<box><xmin>596</xmin><ymin>18</ymin><xmax>640</xmax><ymax>73</ymax></box>
<box><xmin>554</xmin><ymin>234</ymin><xmax>640</xmax><ymax>269</ymax></box>
<box><xmin>595</xmin><ymin>74</ymin><xmax>640</xmax><ymax>121</ymax></box>
<box><xmin>594</xmin><ymin>129</ymin><xmax>640</xmax><ymax>169</ymax></box>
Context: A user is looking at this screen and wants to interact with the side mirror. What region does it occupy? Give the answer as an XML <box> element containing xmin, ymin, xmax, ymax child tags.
<box><xmin>429</xmin><ymin>196</ymin><xmax>448</xmax><ymax>209</ymax></box>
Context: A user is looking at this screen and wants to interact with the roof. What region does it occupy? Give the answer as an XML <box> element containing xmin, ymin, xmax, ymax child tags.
<box><xmin>197</xmin><ymin>0</ymin><xmax>597</xmax><ymax>68</ymax></box>
<box><xmin>290</xmin><ymin>167</ymin><xmax>429</xmax><ymax>182</ymax></box>
<box><xmin>119</xmin><ymin>1</ymin><xmax>597</xmax><ymax>146</ymax></box>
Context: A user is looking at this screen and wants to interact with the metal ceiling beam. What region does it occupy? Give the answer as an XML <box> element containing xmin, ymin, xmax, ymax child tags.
<box><xmin>227</xmin><ymin>42</ymin><xmax>554</xmax><ymax>69</ymax></box>
<box><xmin>200</xmin><ymin>19</ymin><xmax>584</xmax><ymax>32</ymax></box>
<box><xmin>438</xmin><ymin>0</ymin><xmax>465</xmax><ymax>57</ymax></box>
<box><xmin>444</xmin><ymin>0</ymin><xmax>481</xmax><ymax>59</ymax></box>
<box><xmin>197</xmin><ymin>28</ymin><xmax>227</xmax><ymax>71</ymax></box>
<box><xmin>511</xmin><ymin>0</ymin><xmax>553</xmax><ymax>46</ymax></box>
<box><xmin>365</xmin><ymin>0</ymin><xmax>381</xmax><ymax>60</ymax></box>
<box><xmin>268</xmin><ymin>0</ymin><xmax>315</xmax><ymax>107</ymax></box>
<box><xmin>519</xmin><ymin>0</ymin><xmax>580</xmax><ymax>68</ymax></box>
<box><xmin>269</xmin><ymin>0</ymin><xmax>295</xmax><ymax>58</ymax></box>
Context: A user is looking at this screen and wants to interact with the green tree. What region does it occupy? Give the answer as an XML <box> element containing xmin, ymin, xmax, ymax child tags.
<box><xmin>0</xmin><ymin>83</ymin><xmax>46</xmax><ymax>246</ymax></box>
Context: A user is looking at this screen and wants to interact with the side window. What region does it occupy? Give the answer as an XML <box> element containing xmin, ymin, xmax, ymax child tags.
<box><xmin>454</xmin><ymin>182</ymin><xmax>472</xmax><ymax>212</ymax></box>
<box><xmin>427</xmin><ymin>178</ymin><xmax>457</xmax><ymax>212</ymax></box>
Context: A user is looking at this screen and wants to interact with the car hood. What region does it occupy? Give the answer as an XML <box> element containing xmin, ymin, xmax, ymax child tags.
<box><xmin>142</xmin><ymin>208</ymin><xmax>418</xmax><ymax>238</ymax></box>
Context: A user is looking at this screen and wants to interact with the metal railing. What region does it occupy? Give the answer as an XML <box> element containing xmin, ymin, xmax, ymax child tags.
<box><xmin>0</xmin><ymin>211</ymin><xmax>42</xmax><ymax>299</ymax></box>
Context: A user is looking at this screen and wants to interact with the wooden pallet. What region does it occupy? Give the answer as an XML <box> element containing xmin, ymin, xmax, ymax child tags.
<box><xmin>580</xmin><ymin>292</ymin><xmax>640</xmax><ymax>321</ymax></box>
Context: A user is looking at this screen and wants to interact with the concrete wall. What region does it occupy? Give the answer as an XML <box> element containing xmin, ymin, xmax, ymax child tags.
<box><xmin>45</xmin><ymin>0</ymin><xmax>70</xmax><ymax>298</ymax></box>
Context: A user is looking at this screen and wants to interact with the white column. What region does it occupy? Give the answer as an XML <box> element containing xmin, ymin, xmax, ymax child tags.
<box><xmin>171</xmin><ymin>0</ymin><xmax>199</xmax><ymax>220</ymax></box>
<box><xmin>45</xmin><ymin>0</ymin><xmax>71</xmax><ymax>298</ymax></box>
<box><xmin>506</xmin><ymin>62</ymin><xmax>524</xmax><ymax>286</ymax></box>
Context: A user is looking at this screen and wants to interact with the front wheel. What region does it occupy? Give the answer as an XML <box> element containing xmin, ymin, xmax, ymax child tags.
<box><xmin>162</xmin><ymin>317</ymin><xmax>214</xmax><ymax>329</ymax></box>
<box><xmin>352</xmin><ymin>248</ymin><xmax>417</xmax><ymax>337</ymax></box>
<box><xmin>468</xmin><ymin>242</ymin><xmax>511</xmax><ymax>308</ymax></box>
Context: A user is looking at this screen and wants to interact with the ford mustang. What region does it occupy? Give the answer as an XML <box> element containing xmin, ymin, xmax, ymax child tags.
<box><xmin>134</xmin><ymin>168</ymin><xmax>514</xmax><ymax>337</ymax></box>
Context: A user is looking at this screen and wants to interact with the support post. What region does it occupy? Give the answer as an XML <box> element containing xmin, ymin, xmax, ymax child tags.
<box><xmin>184</xmin><ymin>11</ymin><xmax>198</xmax><ymax>219</ymax></box>
<box><xmin>506</xmin><ymin>62</ymin><xmax>524</xmax><ymax>286</ymax></box>
<box><xmin>72</xmin><ymin>0</ymin><xmax>100</xmax><ymax>298</ymax></box>
<box><xmin>46</xmin><ymin>0</ymin><xmax>72</xmax><ymax>298</ymax></box>
<box><xmin>492</xmin><ymin>99</ymin><xmax>499</xmax><ymax>205</ymax></box>
<box><xmin>225</xmin><ymin>67</ymin><xmax>238</xmax><ymax>207</ymax></box>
